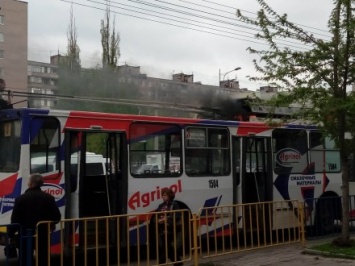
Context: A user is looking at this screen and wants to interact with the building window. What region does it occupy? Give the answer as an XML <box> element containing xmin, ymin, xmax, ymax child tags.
<box><xmin>30</xmin><ymin>88</ymin><xmax>42</xmax><ymax>94</ymax></box>
<box><xmin>29</xmin><ymin>76</ymin><xmax>43</xmax><ymax>84</ymax></box>
<box><xmin>29</xmin><ymin>65</ymin><xmax>44</xmax><ymax>73</ymax></box>
<box><xmin>0</xmin><ymin>33</ymin><xmax>4</xmax><ymax>43</ymax></box>
<box><xmin>0</xmin><ymin>15</ymin><xmax>4</xmax><ymax>25</ymax></box>
<box><xmin>0</xmin><ymin>68</ymin><xmax>3</xmax><ymax>77</ymax></box>
<box><xmin>0</xmin><ymin>50</ymin><xmax>3</xmax><ymax>59</ymax></box>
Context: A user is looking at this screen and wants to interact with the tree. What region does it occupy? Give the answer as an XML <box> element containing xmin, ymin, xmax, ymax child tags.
<box><xmin>66</xmin><ymin>4</ymin><xmax>81</xmax><ymax>71</ymax></box>
<box><xmin>237</xmin><ymin>0</ymin><xmax>355</xmax><ymax>243</ymax></box>
<box><xmin>100</xmin><ymin>2</ymin><xmax>120</xmax><ymax>69</ymax></box>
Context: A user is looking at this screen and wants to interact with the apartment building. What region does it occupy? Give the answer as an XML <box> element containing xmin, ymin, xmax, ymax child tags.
<box><xmin>0</xmin><ymin>0</ymin><xmax>28</xmax><ymax>107</ymax></box>
<box><xmin>27</xmin><ymin>58</ymin><xmax>59</xmax><ymax>108</ymax></box>
<box><xmin>27</xmin><ymin>60</ymin><xmax>253</xmax><ymax>118</ymax></box>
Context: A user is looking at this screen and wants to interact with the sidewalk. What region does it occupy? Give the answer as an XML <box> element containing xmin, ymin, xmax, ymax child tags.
<box><xmin>2</xmin><ymin>238</ymin><xmax>355</xmax><ymax>266</ymax></box>
<box><xmin>199</xmin><ymin>238</ymin><xmax>355</xmax><ymax>266</ymax></box>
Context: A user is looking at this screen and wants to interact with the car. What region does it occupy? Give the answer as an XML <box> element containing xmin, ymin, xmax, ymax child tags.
<box><xmin>133</xmin><ymin>164</ymin><xmax>161</xmax><ymax>174</ymax></box>
<box><xmin>31</xmin><ymin>152</ymin><xmax>106</xmax><ymax>176</ymax></box>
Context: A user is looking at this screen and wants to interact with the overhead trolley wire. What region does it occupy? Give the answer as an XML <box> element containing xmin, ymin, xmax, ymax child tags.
<box><xmin>7</xmin><ymin>90</ymin><xmax>215</xmax><ymax>115</ymax></box>
<box><xmin>201</xmin><ymin>0</ymin><xmax>332</xmax><ymax>38</ymax></box>
<box><xmin>60</xmin><ymin>0</ymin><xmax>277</xmax><ymax>47</ymax></box>
<box><xmin>127</xmin><ymin>0</ymin><xmax>331</xmax><ymax>42</ymax></box>
<box><xmin>124</xmin><ymin>0</ymin><xmax>316</xmax><ymax>48</ymax></box>
<box><xmin>86</xmin><ymin>0</ymin><xmax>315</xmax><ymax>51</ymax></box>
<box><xmin>58</xmin><ymin>0</ymin><xmax>331</xmax><ymax>51</ymax></box>
<box><xmin>89</xmin><ymin>0</ymin><xmax>309</xmax><ymax>50</ymax></box>
<box><xmin>59</xmin><ymin>0</ymin><xmax>333</xmax><ymax>49</ymax></box>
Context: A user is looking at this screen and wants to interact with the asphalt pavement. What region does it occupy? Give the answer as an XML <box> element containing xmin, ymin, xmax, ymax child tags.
<box><xmin>203</xmin><ymin>238</ymin><xmax>355</xmax><ymax>266</ymax></box>
<box><xmin>1</xmin><ymin>238</ymin><xmax>355</xmax><ymax>266</ymax></box>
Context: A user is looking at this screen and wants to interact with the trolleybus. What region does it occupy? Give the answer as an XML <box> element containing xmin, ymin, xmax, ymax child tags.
<box><xmin>0</xmin><ymin>107</ymin><xmax>350</xmax><ymax>250</ymax></box>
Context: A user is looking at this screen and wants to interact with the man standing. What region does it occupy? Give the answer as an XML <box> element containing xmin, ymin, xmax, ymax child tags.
<box><xmin>0</xmin><ymin>78</ymin><xmax>12</xmax><ymax>109</ymax></box>
<box><xmin>11</xmin><ymin>173</ymin><xmax>61</xmax><ymax>266</ymax></box>
<box><xmin>0</xmin><ymin>78</ymin><xmax>5</xmax><ymax>91</ymax></box>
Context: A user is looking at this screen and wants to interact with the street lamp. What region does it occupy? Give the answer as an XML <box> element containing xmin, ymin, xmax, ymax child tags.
<box><xmin>223</xmin><ymin>67</ymin><xmax>241</xmax><ymax>81</ymax></box>
<box><xmin>219</xmin><ymin>67</ymin><xmax>241</xmax><ymax>86</ymax></box>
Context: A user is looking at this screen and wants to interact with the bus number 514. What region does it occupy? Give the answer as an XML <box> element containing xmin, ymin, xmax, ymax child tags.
<box><xmin>209</xmin><ymin>179</ymin><xmax>219</xmax><ymax>188</ymax></box>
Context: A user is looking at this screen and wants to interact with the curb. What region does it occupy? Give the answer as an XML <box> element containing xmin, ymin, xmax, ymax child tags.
<box><xmin>302</xmin><ymin>248</ymin><xmax>355</xmax><ymax>260</ymax></box>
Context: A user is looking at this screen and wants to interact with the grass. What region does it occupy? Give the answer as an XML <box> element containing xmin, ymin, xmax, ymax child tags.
<box><xmin>196</xmin><ymin>239</ymin><xmax>355</xmax><ymax>265</ymax></box>
<box><xmin>307</xmin><ymin>238</ymin><xmax>355</xmax><ymax>258</ymax></box>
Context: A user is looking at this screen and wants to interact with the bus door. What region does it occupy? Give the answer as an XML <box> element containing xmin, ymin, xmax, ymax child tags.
<box><xmin>241</xmin><ymin>137</ymin><xmax>273</xmax><ymax>229</ymax></box>
<box><xmin>232</xmin><ymin>137</ymin><xmax>241</xmax><ymax>205</ymax></box>
<box><xmin>65</xmin><ymin>130</ymin><xmax>127</xmax><ymax>247</ymax></box>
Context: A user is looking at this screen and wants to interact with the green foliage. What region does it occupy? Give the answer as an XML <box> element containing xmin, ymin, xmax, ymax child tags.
<box><xmin>236</xmin><ymin>1</ymin><xmax>355</xmax><ymax>138</ymax></box>
<box><xmin>310</xmin><ymin>239</ymin><xmax>355</xmax><ymax>256</ymax></box>
<box><xmin>237</xmin><ymin>0</ymin><xmax>355</xmax><ymax>153</ymax></box>
<box><xmin>100</xmin><ymin>4</ymin><xmax>120</xmax><ymax>69</ymax></box>
<box><xmin>237</xmin><ymin>0</ymin><xmax>355</xmax><ymax>242</ymax></box>
<box><xmin>87</xmin><ymin>133</ymin><xmax>107</xmax><ymax>156</ymax></box>
<box><xmin>66</xmin><ymin>5</ymin><xmax>81</xmax><ymax>71</ymax></box>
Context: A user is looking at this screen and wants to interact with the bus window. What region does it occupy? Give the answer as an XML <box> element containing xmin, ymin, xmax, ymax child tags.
<box><xmin>310</xmin><ymin>131</ymin><xmax>341</xmax><ymax>173</ymax></box>
<box><xmin>30</xmin><ymin>117</ymin><xmax>60</xmax><ymax>175</ymax></box>
<box><xmin>185</xmin><ymin>127</ymin><xmax>230</xmax><ymax>176</ymax></box>
<box><xmin>130</xmin><ymin>122</ymin><xmax>182</xmax><ymax>177</ymax></box>
<box><xmin>272</xmin><ymin>128</ymin><xmax>308</xmax><ymax>174</ymax></box>
<box><xmin>0</xmin><ymin>120</ymin><xmax>21</xmax><ymax>172</ymax></box>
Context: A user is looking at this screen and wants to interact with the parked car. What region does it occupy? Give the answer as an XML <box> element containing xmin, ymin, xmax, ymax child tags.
<box><xmin>133</xmin><ymin>164</ymin><xmax>161</xmax><ymax>174</ymax></box>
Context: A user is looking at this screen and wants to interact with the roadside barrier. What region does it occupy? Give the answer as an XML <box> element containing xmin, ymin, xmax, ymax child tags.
<box><xmin>197</xmin><ymin>200</ymin><xmax>304</xmax><ymax>259</ymax></box>
<box><xmin>3</xmin><ymin>200</ymin><xmax>306</xmax><ymax>266</ymax></box>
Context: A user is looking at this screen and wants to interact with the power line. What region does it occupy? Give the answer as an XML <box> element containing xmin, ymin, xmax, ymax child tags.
<box><xmin>201</xmin><ymin>0</ymin><xmax>332</xmax><ymax>37</ymax></box>
<box><xmin>123</xmin><ymin>0</ymin><xmax>330</xmax><ymax>43</ymax></box>
<box><xmin>122</xmin><ymin>0</ymin><xmax>316</xmax><ymax>48</ymax></box>
<box><xmin>60</xmin><ymin>0</ymin><xmax>275</xmax><ymax>47</ymax></box>
<box><xmin>45</xmin><ymin>0</ymin><xmax>336</xmax><ymax>89</ymax></box>
<box><xmin>8</xmin><ymin>90</ymin><xmax>217</xmax><ymax>115</ymax></box>
<box><xmin>61</xmin><ymin>0</ymin><xmax>316</xmax><ymax>51</ymax></box>
<box><xmin>89</xmin><ymin>0</ymin><xmax>309</xmax><ymax>50</ymax></box>
<box><xmin>105</xmin><ymin>0</ymin><xmax>332</xmax><ymax>49</ymax></box>
<box><xmin>57</xmin><ymin>0</ymin><xmax>334</xmax><ymax>51</ymax></box>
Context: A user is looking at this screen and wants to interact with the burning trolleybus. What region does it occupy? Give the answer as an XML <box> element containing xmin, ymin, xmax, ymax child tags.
<box><xmin>0</xmin><ymin>107</ymin><xmax>351</xmax><ymax>251</ymax></box>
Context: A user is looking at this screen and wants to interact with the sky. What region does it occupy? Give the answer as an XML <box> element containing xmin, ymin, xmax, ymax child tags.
<box><xmin>27</xmin><ymin>0</ymin><xmax>334</xmax><ymax>90</ymax></box>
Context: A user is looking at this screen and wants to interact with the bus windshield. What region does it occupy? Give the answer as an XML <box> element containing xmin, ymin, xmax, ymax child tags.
<box><xmin>0</xmin><ymin>120</ymin><xmax>21</xmax><ymax>172</ymax></box>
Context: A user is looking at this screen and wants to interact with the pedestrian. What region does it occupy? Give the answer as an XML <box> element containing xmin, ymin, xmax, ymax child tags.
<box><xmin>156</xmin><ymin>188</ymin><xmax>183</xmax><ymax>266</ymax></box>
<box><xmin>10</xmin><ymin>173</ymin><xmax>61</xmax><ymax>266</ymax></box>
<box><xmin>0</xmin><ymin>78</ymin><xmax>5</xmax><ymax>91</ymax></box>
<box><xmin>0</xmin><ymin>78</ymin><xmax>12</xmax><ymax>109</ymax></box>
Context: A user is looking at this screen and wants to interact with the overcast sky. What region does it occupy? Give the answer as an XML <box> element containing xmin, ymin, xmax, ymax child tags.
<box><xmin>27</xmin><ymin>0</ymin><xmax>334</xmax><ymax>90</ymax></box>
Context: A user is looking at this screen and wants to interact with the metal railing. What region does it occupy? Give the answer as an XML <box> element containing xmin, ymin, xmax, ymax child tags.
<box><xmin>1</xmin><ymin>200</ymin><xmax>306</xmax><ymax>266</ymax></box>
<box><xmin>197</xmin><ymin>200</ymin><xmax>304</xmax><ymax>259</ymax></box>
<box><xmin>304</xmin><ymin>195</ymin><xmax>355</xmax><ymax>239</ymax></box>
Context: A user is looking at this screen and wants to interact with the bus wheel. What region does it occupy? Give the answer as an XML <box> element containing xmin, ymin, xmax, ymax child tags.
<box><xmin>315</xmin><ymin>197</ymin><xmax>340</xmax><ymax>236</ymax></box>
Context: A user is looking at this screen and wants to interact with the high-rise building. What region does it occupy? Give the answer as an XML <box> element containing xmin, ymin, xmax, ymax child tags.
<box><xmin>0</xmin><ymin>0</ymin><xmax>28</xmax><ymax>107</ymax></box>
<box><xmin>27</xmin><ymin>59</ymin><xmax>59</xmax><ymax>108</ymax></box>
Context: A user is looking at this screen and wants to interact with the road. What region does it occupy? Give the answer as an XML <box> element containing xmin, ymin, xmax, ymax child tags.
<box><xmin>206</xmin><ymin>242</ymin><xmax>355</xmax><ymax>266</ymax></box>
<box><xmin>1</xmin><ymin>240</ymin><xmax>355</xmax><ymax>265</ymax></box>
